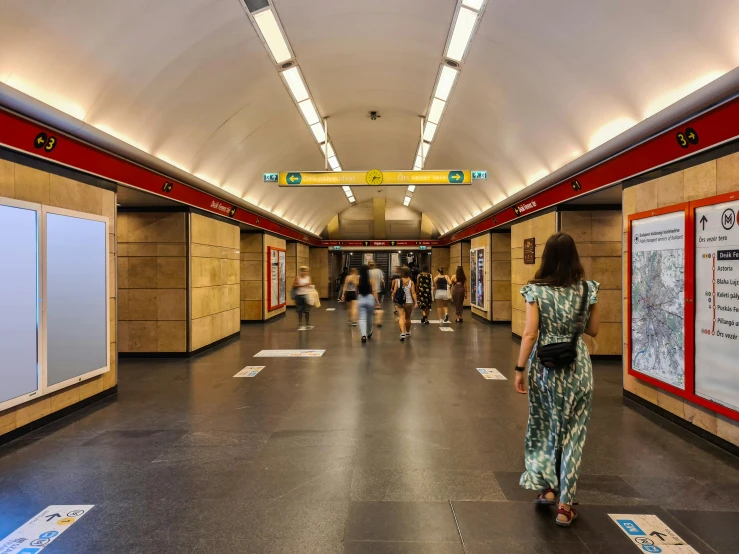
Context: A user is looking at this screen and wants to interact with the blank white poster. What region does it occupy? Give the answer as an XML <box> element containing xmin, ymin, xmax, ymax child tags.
<box><xmin>46</xmin><ymin>212</ymin><xmax>107</xmax><ymax>387</ymax></box>
<box><xmin>0</xmin><ymin>203</ymin><xmax>39</xmax><ymax>406</ymax></box>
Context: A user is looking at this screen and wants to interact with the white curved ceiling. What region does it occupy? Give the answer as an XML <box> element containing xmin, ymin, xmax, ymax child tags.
<box><xmin>1</xmin><ymin>0</ymin><xmax>737</xmax><ymax>235</ymax></box>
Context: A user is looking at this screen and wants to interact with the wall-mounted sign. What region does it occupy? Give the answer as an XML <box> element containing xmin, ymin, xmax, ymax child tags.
<box><xmin>333</xmin><ymin>246</ymin><xmax>341</xmax><ymax>250</ymax></box>
<box><xmin>472</xmin><ymin>170</ymin><xmax>488</xmax><ymax>180</ymax></box>
<box><xmin>278</xmin><ymin>170</ymin><xmax>472</xmax><ymax>187</ymax></box>
<box><xmin>267</xmin><ymin>246</ymin><xmax>286</xmax><ymax>311</ymax></box>
<box><xmin>263</xmin><ymin>173</ymin><xmax>278</xmax><ymax>182</ymax></box>
<box><xmin>524</xmin><ymin>238</ymin><xmax>535</xmax><ymax>264</ymax></box>
<box><xmin>470</xmin><ymin>247</ymin><xmax>487</xmax><ymax>311</ymax></box>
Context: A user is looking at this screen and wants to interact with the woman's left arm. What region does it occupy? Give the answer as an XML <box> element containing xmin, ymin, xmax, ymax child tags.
<box><xmin>514</xmin><ymin>301</ymin><xmax>539</xmax><ymax>394</ymax></box>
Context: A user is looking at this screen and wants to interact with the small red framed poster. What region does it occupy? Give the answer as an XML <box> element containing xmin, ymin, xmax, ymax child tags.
<box><xmin>267</xmin><ymin>246</ymin><xmax>286</xmax><ymax>311</ymax></box>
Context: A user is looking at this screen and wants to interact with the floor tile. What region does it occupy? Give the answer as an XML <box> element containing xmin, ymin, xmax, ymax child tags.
<box><xmin>669</xmin><ymin>510</ymin><xmax>739</xmax><ymax>553</ymax></box>
<box><xmin>344</xmin><ymin>501</ymin><xmax>460</xmax><ymax>542</ymax></box>
<box><xmin>350</xmin><ymin>469</ymin><xmax>505</xmax><ymax>501</ymax></box>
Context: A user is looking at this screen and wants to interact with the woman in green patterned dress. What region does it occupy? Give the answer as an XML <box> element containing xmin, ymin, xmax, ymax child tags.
<box><xmin>514</xmin><ymin>232</ymin><xmax>601</xmax><ymax>527</ymax></box>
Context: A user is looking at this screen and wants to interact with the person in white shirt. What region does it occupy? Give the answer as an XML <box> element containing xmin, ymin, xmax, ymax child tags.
<box><xmin>368</xmin><ymin>260</ymin><xmax>385</xmax><ymax>327</ymax></box>
<box><xmin>292</xmin><ymin>265</ymin><xmax>313</xmax><ymax>330</ymax></box>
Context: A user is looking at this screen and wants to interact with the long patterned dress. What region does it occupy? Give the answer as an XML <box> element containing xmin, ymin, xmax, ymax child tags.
<box><xmin>519</xmin><ymin>280</ymin><xmax>599</xmax><ymax>505</ymax></box>
<box><xmin>416</xmin><ymin>273</ymin><xmax>433</xmax><ymax>310</ymax></box>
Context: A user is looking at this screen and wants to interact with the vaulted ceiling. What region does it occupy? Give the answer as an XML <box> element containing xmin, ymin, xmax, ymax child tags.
<box><xmin>1</xmin><ymin>0</ymin><xmax>737</xmax><ymax>236</ymax></box>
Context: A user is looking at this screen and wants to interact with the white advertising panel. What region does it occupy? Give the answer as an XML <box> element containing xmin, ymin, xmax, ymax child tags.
<box><xmin>694</xmin><ymin>199</ymin><xmax>739</xmax><ymax>412</ymax></box>
<box><xmin>630</xmin><ymin>212</ymin><xmax>686</xmax><ymax>388</ymax></box>
<box><xmin>45</xmin><ymin>209</ymin><xmax>109</xmax><ymax>390</ymax></box>
<box><xmin>0</xmin><ymin>199</ymin><xmax>40</xmax><ymax>410</ymax></box>
<box><xmin>279</xmin><ymin>250</ymin><xmax>286</xmax><ymax>305</ymax></box>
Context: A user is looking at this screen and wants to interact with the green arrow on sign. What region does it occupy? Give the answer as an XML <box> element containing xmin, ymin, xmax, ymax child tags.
<box><xmin>287</xmin><ymin>172</ymin><xmax>302</xmax><ymax>185</ymax></box>
<box><xmin>263</xmin><ymin>173</ymin><xmax>278</xmax><ymax>182</ymax></box>
<box><xmin>448</xmin><ymin>171</ymin><xmax>464</xmax><ymax>183</ymax></box>
<box><xmin>472</xmin><ymin>170</ymin><xmax>487</xmax><ymax>180</ymax></box>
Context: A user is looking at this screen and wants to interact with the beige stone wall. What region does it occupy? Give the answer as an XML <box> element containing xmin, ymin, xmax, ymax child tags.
<box><xmin>559</xmin><ymin>210</ymin><xmax>622</xmax><ymax>355</ymax></box>
<box><xmin>449</xmin><ymin>242</ymin><xmax>471</xmax><ymax>307</ymax></box>
<box><xmin>622</xmin><ymin>152</ymin><xmax>739</xmax><ymax>447</ymax></box>
<box><xmin>190</xmin><ymin>213</ymin><xmax>240</xmax><ymax>351</ymax></box>
<box><xmin>310</xmin><ymin>247</ymin><xmax>330</xmax><ymax>299</ymax></box>
<box><xmin>240</xmin><ymin>233</ymin><xmax>263</xmax><ymax>321</ymax></box>
<box><xmin>511</xmin><ymin>212</ymin><xmax>557</xmax><ymax>336</ymax></box>
<box><xmin>118</xmin><ymin>212</ymin><xmax>187</xmax><ymax>353</ymax></box>
<box><xmin>286</xmin><ymin>243</ymin><xmax>310</xmax><ymax>306</ymax></box>
<box><xmin>0</xmin><ymin>160</ymin><xmax>117</xmax><ymax>438</ymax></box>
<box><xmin>432</xmin><ymin>247</ymin><xmax>450</xmax><ymax>276</ymax></box>
<box><xmin>491</xmin><ymin>233</ymin><xmax>512</xmax><ymax>321</ymax></box>
<box><xmin>471</xmin><ymin>234</ymin><xmax>492</xmax><ymax>320</ymax></box>
<box><xmin>264</xmin><ymin>234</ymin><xmax>287</xmax><ymax>319</ymax></box>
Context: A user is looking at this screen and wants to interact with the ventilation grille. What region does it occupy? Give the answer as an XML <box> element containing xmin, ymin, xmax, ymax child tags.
<box><xmin>244</xmin><ymin>0</ymin><xmax>270</xmax><ymax>13</ymax></box>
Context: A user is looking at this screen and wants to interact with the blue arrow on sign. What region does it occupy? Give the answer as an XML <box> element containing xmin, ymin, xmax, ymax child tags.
<box><xmin>448</xmin><ymin>171</ymin><xmax>464</xmax><ymax>183</ymax></box>
<box><xmin>287</xmin><ymin>172</ymin><xmax>302</xmax><ymax>185</ymax></box>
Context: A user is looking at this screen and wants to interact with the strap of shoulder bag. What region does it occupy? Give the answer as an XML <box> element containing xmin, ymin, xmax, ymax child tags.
<box><xmin>570</xmin><ymin>281</ymin><xmax>589</xmax><ymax>345</ymax></box>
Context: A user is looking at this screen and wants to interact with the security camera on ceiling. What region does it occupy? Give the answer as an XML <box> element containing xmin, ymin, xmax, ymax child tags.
<box><xmin>369</xmin><ymin>111</ymin><xmax>380</xmax><ymax>120</ymax></box>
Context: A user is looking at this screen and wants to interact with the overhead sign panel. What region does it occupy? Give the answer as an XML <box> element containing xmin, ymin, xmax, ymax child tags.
<box><xmin>278</xmin><ymin>170</ymin><xmax>472</xmax><ymax>186</ymax></box>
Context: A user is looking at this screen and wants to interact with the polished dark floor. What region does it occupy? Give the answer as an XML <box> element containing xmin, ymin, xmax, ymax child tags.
<box><xmin>1</xmin><ymin>301</ymin><xmax>739</xmax><ymax>553</ymax></box>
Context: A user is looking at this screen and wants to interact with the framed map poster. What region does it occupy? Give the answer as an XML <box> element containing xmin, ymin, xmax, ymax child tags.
<box><xmin>267</xmin><ymin>246</ymin><xmax>286</xmax><ymax>311</ymax></box>
<box><xmin>628</xmin><ymin>204</ymin><xmax>688</xmax><ymax>393</ymax></box>
<box><xmin>470</xmin><ymin>246</ymin><xmax>487</xmax><ymax>310</ymax></box>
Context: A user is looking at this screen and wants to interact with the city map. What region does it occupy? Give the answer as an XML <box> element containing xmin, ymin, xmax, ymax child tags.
<box><xmin>630</xmin><ymin>211</ymin><xmax>686</xmax><ymax>389</ymax></box>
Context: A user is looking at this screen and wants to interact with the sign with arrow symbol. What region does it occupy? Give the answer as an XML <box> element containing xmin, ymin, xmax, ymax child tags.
<box><xmin>700</xmin><ymin>214</ymin><xmax>708</xmax><ymax>230</ymax></box>
<box><xmin>610</xmin><ymin>514</ymin><xmax>699</xmax><ymax>553</ymax></box>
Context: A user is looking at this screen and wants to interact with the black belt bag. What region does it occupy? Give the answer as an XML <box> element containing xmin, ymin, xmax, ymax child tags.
<box><xmin>536</xmin><ymin>281</ymin><xmax>588</xmax><ymax>370</ymax></box>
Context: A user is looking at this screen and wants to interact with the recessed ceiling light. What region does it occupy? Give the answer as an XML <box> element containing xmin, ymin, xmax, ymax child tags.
<box><xmin>348</xmin><ymin>196</ymin><xmax>356</xmax><ymax>203</ymax></box>
<box><xmin>310</xmin><ymin>122</ymin><xmax>326</xmax><ymax>143</ymax></box>
<box><xmin>403</xmin><ymin>196</ymin><xmax>411</xmax><ymax>206</ymax></box>
<box><xmin>328</xmin><ymin>156</ymin><xmax>340</xmax><ymax>170</ymax></box>
<box><xmin>427</xmin><ymin>98</ymin><xmax>445</xmax><ymax>125</ymax></box>
<box><xmin>342</xmin><ymin>185</ymin><xmax>351</xmax><ymax>192</ymax></box>
<box><xmin>446</xmin><ymin>7</ymin><xmax>478</xmax><ymax>62</ymax></box>
<box><xmin>413</xmin><ymin>165</ymin><xmax>422</xmax><ymax>170</ymax></box>
<box><xmin>282</xmin><ymin>67</ymin><xmax>309</xmax><ymax>102</ymax></box>
<box><xmin>423</xmin><ymin>122</ymin><xmax>437</xmax><ymax>142</ymax></box>
<box><xmin>254</xmin><ymin>9</ymin><xmax>292</xmax><ymax>64</ymax></box>
<box><xmin>462</xmin><ymin>0</ymin><xmax>485</xmax><ymax>10</ymax></box>
<box><xmin>408</xmin><ymin>185</ymin><xmax>416</xmax><ymax>192</ymax></box>
<box><xmin>434</xmin><ymin>65</ymin><xmax>458</xmax><ymax>102</ymax></box>
<box><xmin>298</xmin><ymin>99</ymin><xmax>320</xmax><ymax>126</ymax></box>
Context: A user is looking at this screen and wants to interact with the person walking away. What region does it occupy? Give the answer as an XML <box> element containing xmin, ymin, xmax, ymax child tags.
<box><xmin>369</xmin><ymin>260</ymin><xmax>385</xmax><ymax>327</ymax></box>
<box><xmin>357</xmin><ymin>265</ymin><xmax>380</xmax><ymax>342</ymax></box>
<box><xmin>450</xmin><ymin>266</ymin><xmax>467</xmax><ymax>323</ymax></box>
<box><xmin>341</xmin><ymin>267</ymin><xmax>359</xmax><ymax>325</ymax></box>
<box><xmin>433</xmin><ymin>267</ymin><xmax>451</xmax><ymax>323</ymax></box>
<box><xmin>391</xmin><ymin>266</ymin><xmax>417</xmax><ymax>341</ymax></box>
<box><xmin>292</xmin><ymin>265</ymin><xmax>313</xmax><ymax>330</ymax></box>
<box><xmin>338</xmin><ymin>266</ymin><xmax>348</xmax><ymax>301</ymax></box>
<box><xmin>416</xmin><ymin>266</ymin><xmax>433</xmax><ymax>324</ymax></box>
<box><xmin>514</xmin><ymin>232</ymin><xmax>600</xmax><ymax>527</ymax></box>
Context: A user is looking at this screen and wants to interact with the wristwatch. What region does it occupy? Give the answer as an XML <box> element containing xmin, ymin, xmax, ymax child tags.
<box><xmin>514</xmin><ymin>366</ymin><xmax>526</xmax><ymax>372</ymax></box>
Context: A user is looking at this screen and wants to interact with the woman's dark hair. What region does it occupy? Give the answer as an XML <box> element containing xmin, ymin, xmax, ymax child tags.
<box><xmin>421</xmin><ymin>265</ymin><xmax>429</xmax><ymax>273</ymax></box>
<box><xmin>530</xmin><ymin>232</ymin><xmax>584</xmax><ymax>287</ymax></box>
<box><xmin>455</xmin><ymin>266</ymin><xmax>466</xmax><ymax>283</ymax></box>
<box><xmin>359</xmin><ymin>264</ymin><xmax>371</xmax><ymax>289</ymax></box>
<box><xmin>401</xmin><ymin>266</ymin><xmax>411</xmax><ymax>278</ymax></box>
<box><xmin>437</xmin><ymin>267</ymin><xmax>444</xmax><ymax>275</ymax></box>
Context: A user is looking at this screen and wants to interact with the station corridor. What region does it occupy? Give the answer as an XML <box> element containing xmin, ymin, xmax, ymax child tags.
<box><xmin>1</xmin><ymin>302</ymin><xmax>737</xmax><ymax>553</ymax></box>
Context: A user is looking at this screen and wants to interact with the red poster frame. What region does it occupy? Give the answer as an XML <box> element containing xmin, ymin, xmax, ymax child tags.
<box><xmin>267</xmin><ymin>246</ymin><xmax>286</xmax><ymax>312</ymax></box>
<box><xmin>628</xmin><ymin>192</ymin><xmax>739</xmax><ymax>422</ymax></box>
<box><xmin>627</xmin><ymin>203</ymin><xmax>691</xmax><ymax>399</ymax></box>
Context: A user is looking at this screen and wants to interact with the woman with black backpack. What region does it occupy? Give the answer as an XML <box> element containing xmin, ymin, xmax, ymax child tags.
<box><xmin>390</xmin><ymin>266</ymin><xmax>417</xmax><ymax>341</ymax></box>
<box><xmin>514</xmin><ymin>232</ymin><xmax>600</xmax><ymax>528</ymax></box>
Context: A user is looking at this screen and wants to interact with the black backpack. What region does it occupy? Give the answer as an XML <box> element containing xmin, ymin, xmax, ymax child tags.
<box><xmin>393</xmin><ymin>279</ymin><xmax>406</xmax><ymax>305</ymax></box>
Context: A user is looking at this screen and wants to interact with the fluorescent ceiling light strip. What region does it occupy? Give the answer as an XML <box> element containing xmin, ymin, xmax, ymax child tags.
<box><xmin>417</xmin><ymin>141</ymin><xmax>431</xmax><ymax>158</ymax></box>
<box><xmin>298</xmin><ymin>99</ymin><xmax>320</xmax><ymax>126</ymax></box>
<box><xmin>423</xmin><ymin>122</ymin><xmax>437</xmax><ymax>142</ymax></box>
<box><xmin>415</xmin><ymin>156</ymin><xmax>423</xmax><ymax>169</ymax></box>
<box><xmin>321</xmin><ymin>142</ymin><xmax>335</xmax><ymax>158</ymax></box>
<box><xmin>408</xmin><ymin>185</ymin><xmax>416</xmax><ymax>192</ymax></box>
<box><xmin>427</xmin><ymin>98</ymin><xmax>445</xmax><ymax>125</ymax></box>
<box><xmin>462</xmin><ymin>0</ymin><xmax>485</xmax><ymax>10</ymax></box>
<box><xmin>403</xmin><ymin>196</ymin><xmax>411</xmax><ymax>206</ymax></box>
<box><xmin>434</xmin><ymin>65</ymin><xmax>458</xmax><ymax>102</ymax></box>
<box><xmin>310</xmin><ymin>122</ymin><xmax>326</xmax><ymax>143</ymax></box>
<box><xmin>446</xmin><ymin>7</ymin><xmax>478</xmax><ymax>62</ymax></box>
<box><xmin>328</xmin><ymin>156</ymin><xmax>340</xmax><ymax>170</ymax></box>
<box><xmin>282</xmin><ymin>67</ymin><xmax>309</xmax><ymax>102</ymax></box>
<box><xmin>254</xmin><ymin>9</ymin><xmax>292</xmax><ymax>64</ymax></box>
<box><xmin>348</xmin><ymin>195</ymin><xmax>355</xmax><ymax>203</ymax></box>
<box><xmin>342</xmin><ymin>186</ymin><xmax>352</xmax><ymax>192</ymax></box>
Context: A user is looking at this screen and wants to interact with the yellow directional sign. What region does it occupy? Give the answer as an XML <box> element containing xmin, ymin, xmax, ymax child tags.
<box><xmin>278</xmin><ymin>170</ymin><xmax>472</xmax><ymax>187</ymax></box>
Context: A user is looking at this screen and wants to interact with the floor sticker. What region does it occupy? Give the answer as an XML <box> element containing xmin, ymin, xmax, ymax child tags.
<box><xmin>0</xmin><ymin>505</ymin><xmax>93</xmax><ymax>553</ymax></box>
<box><xmin>234</xmin><ymin>366</ymin><xmax>265</xmax><ymax>377</ymax></box>
<box><xmin>439</xmin><ymin>327</ymin><xmax>454</xmax><ymax>332</ymax></box>
<box><xmin>477</xmin><ymin>368</ymin><xmax>507</xmax><ymax>380</ymax></box>
<box><xmin>609</xmin><ymin>514</ymin><xmax>699</xmax><ymax>553</ymax></box>
<box><xmin>411</xmin><ymin>319</ymin><xmax>441</xmax><ymax>324</ymax></box>
<box><xmin>326</xmin><ymin>308</ymin><xmax>336</xmax><ymax>311</ymax></box>
<box><xmin>254</xmin><ymin>349</ymin><xmax>325</xmax><ymax>357</ymax></box>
